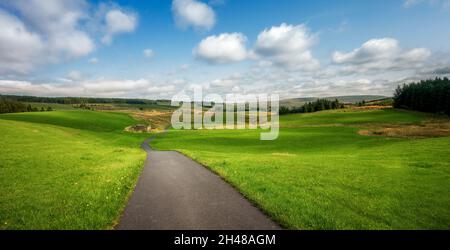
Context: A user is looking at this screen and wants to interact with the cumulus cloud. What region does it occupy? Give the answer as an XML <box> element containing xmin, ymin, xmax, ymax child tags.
<box><xmin>101</xmin><ymin>9</ymin><xmax>138</xmax><ymax>44</ymax></box>
<box><xmin>172</xmin><ymin>0</ymin><xmax>216</xmax><ymax>31</ymax></box>
<box><xmin>332</xmin><ymin>38</ymin><xmax>431</xmax><ymax>73</ymax></box>
<box><xmin>0</xmin><ymin>0</ymin><xmax>138</xmax><ymax>75</ymax></box>
<box><xmin>254</xmin><ymin>23</ymin><xmax>320</xmax><ymax>71</ymax></box>
<box><xmin>5</xmin><ymin>0</ymin><xmax>95</xmax><ymax>59</ymax></box>
<box><xmin>0</xmin><ymin>0</ymin><xmax>94</xmax><ymax>74</ymax></box>
<box><xmin>0</xmin><ymin>10</ymin><xmax>44</xmax><ymax>74</ymax></box>
<box><xmin>143</xmin><ymin>49</ymin><xmax>155</xmax><ymax>58</ymax></box>
<box><xmin>194</xmin><ymin>33</ymin><xmax>248</xmax><ymax>63</ymax></box>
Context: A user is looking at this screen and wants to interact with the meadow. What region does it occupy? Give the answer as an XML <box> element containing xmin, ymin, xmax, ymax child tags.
<box><xmin>0</xmin><ymin>110</ymin><xmax>148</xmax><ymax>229</ymax></box>
<box><xmin>151</xmin><ymin>109</ymin><xmax>450</xmax><ymax>229</ymax></box>
<box><xmin>1</xmin><ymin>106</ymin><xmax>449</xmax><ymax>230</ymax></box>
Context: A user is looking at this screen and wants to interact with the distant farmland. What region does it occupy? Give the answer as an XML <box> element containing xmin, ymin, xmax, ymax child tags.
<box><xmin>280</xmin><ymin>95</ymin><xmax>388</xmax><ymax>108</ymax></box>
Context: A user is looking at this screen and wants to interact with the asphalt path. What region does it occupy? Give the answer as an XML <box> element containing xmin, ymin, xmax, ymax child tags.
<box><xmin>117</xmin><ymin>137</ymin><xmax>280</xmax><ymax>230</ymax></box>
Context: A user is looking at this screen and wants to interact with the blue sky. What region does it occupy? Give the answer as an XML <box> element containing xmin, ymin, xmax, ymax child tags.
<box><xmin>0</xmin><ymin>0</ymin><xmax>449</xmax><ymax>99</ymax></box>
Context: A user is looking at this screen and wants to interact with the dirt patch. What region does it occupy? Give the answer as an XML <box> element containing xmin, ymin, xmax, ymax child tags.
<box><xmin>134</xmin><ymin>110</ymin><xmax>167</xmax><ymax>117</ymax></box>
<box><xmin>352</xmin><ymin>106</ymin><xmax>392</xmax><ymax>110</ymax></box>
<box><xmin>359</xmin><ymin>121</ymin><xmax>450</xmax><ymax>138</ymax></box>
<box><xmin>132</xmin><ymin>111</ymin><xmax>172</xmax><ymax>130</ymax></box>
<box><xmin>114</xmin><ymin>110</ymin><xmax>173</xmax><ymax>131</ymax></box>
<box><xmin>125</xmin><ymin>124</ymin><xmax>152</xmax><ymax>133</ymax></box>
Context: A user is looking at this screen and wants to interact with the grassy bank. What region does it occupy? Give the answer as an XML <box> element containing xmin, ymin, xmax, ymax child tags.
<box><xmin>0</xmin><ymin>110</ymin><xmax>148</xmax><ymax>229</ymax></box>
<box><xmin>151</xmin><ymin>109</ymin><xmax>450</xmax><ymax>229</ymax></box>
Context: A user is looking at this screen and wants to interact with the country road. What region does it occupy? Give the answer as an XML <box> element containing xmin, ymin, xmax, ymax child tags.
<box><xmin>117</xmin><ymin>137</ymin><xmax>280</xmax><ymax>230</ymax></box>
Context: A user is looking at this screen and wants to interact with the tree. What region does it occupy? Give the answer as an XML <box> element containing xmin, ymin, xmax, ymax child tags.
<box><xmin>393</xmin><ymin>78</ymin><xmax>450</xmax><ymax>115</ymax></box>
<box><xmin>0</xmin><ymin>98</ymin><xmax>27</xmax><ymax>114</ymax></box>
<box><xmin>279</xmin><ymin>98</ymin><xmax>344</xmax><ymax>115</ymax></box>
<box><xmin>279</xmin><ymin>106</ymin><xmax>291</xmax><ymax>115</ymax></box>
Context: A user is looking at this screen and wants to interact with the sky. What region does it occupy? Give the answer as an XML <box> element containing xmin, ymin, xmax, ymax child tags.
<box><xmin>0</xmin><ymin>0</ymin><xmax>449</xmax><ymax>99</ymax></box>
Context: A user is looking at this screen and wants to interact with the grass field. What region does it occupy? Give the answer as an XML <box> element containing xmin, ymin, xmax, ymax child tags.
<box><xmin>24</xmin><ymin>102</ymin><xmax>77</xmax><ymax>110</ymax></box>
<box><xmin>151</xmin><ymin>109</ymin><xmax>450</xmax><ymax>229</ymax></box>
<box><xmin>0</xmin><ymin>110</ymin><xmax>148</xmax><ymax>229</ymax></box>
<box><xmin>1</xmin><ymin>107</ymin><xmax>449</xmax><ymax>229</ymax></box>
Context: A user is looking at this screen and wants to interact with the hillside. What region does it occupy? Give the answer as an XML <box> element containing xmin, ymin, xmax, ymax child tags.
<box><xmin>281</xmin><ymin>95</ymin><xmax>388</xmax><ymax>108</ymax></box>
<box><xmin>0</xmin><ymin>110</ymin><xmax>148</xmax><ymax>229</ymax></box>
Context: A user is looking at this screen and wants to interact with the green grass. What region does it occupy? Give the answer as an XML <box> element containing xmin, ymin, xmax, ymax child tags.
<box><xmin>0</xmin><ymin>110</ymin><xmax>148</xmax><ymax>229</ymax></box>
<box><xmin>281</xmin><ymin>108</ymin><xmax>427</xmax><ymax>127</ymax></box>
<box><xmin>0</xmin><ymin>110</ymin><xmax>142</xmax><ymax>132</ymax></box>
<box><xmin>151</xmin><ymin>109</ymin><xmax>450</xmax><ymax>229</ymax></box>
<box><xmin>24</xmin><ymin>102</ymin><xmax>76</xmax><ymax>110</ymax></box>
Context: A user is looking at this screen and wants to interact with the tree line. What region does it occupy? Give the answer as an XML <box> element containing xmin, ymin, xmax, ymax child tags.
<box><xmin>0</xmin><ymin>94</ymin><xmax>164</xmax><ymax>105</ymax></box>
<box><xmin>280</xmin><ymin>99</ymin><xmax>344</xmax><ymax>115</ymax></box>
<box><xmin>0</xmin><ymin>98</ymin><xmax>53</xmax><ymax>114</ymax></box>
<box><xmin>393</xmin><ymin>77</ymin><xmax>450</xmax><ymax>115</ymax></box>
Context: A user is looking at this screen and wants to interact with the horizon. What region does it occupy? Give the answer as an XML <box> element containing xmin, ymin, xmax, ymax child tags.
<box><xmin>0</xmin><ymin>93</ymin><xmax>389</xmax><ymax>102</ymax></box>
<box><xmin>1</xmin><ymin>0</ymin><xmax>450</xmax><ymax>99</ymax></box>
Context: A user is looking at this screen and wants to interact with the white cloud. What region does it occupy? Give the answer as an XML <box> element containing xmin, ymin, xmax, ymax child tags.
<box><xmin>148</xmin><ymin>85</ymin><xmax>175</xmax><ymax>94</ymax></box>
<box><xmin>67</xmin><ymin>70</ymin><xmax>84</xmax><ymax>81</ymax></box>
<box><xmin>0</xmin><ymin>78</ymin><xmax>177</xmax><ymax>98</ymax></box>
<box><xmin>143</xmin><ymin>49</ymin><xmax>155</xmax><ymax>58</ymax></box>
<box><xmin>0</xmin><ymin>1</ymin><xmax>138</xmax><ymax>75</ymax></box>
<box><xmin>82</xmin><ymin>79</ymin><xmax>148</xmax><ymax>93</ymax></box>
<box><xmin>172</xmin><ymin>0</ymin><xmax>216</xmax><ymax>31</ymax></box>
<box><xmin>0</xmin><ymin>0</ymin><xmax>94</xmax><ymax>74</ymax></box>
<box><xmin>332</xmin><ymin>38</ymin><xmax>431</xmax><ymax>73</ymax></box>
<box><xmin>6</xmin><ymin>0</ymin><xmax>95</xmax><ymax>59</ymax></box>
<box><xmin>194</xmin><ymin>33</ymin><xmax>248</xmax><ymax>63</ymax></box>
<box><xmin>210</xmin><ymin>78</ymin><xmax>236</xmax><ymax>87</ymax></box>
<box><xmin>101</xmin><ymin>9</ymin><xmax>138</xmax><ymax>44</ymax></box>
<box><xmin>0</xmin><ymin>9</ymin><xmax>44</xmax><ymax>74</ymax></box>
<box><xmin>231</xmin><ymin>86</ymin><xmax>241</xmax><ymax>92</ymax></box>
<box><xmin>254</xmin><ymin>23</ymin><xmax>320</xmax><ymax>71</ymax></box>
<box><xmin>89</xmin><ymin>57</ymin><xmax>99</xmax><ymax>64</ymax></box>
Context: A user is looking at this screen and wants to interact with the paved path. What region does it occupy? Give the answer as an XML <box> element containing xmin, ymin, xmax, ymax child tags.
<box><xmin>117</xmin><ymin>137</ymin><xmax>280</xmax><ymax>230</ymax></box>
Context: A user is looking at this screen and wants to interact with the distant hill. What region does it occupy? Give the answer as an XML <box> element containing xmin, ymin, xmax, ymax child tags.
<box><xmin>2</xmin><ymin>93</ymin><xmax>388</xmax><ymax>109</ymax></box>
<box><xmin>0</xmin><ymin>94</ymin><xmax>171</xmax><ymax>106</ymax></box>
<box><xmin>281</xmin><ymin>95</ymin><xmax>388</xmax><ymax>107</ymax></box>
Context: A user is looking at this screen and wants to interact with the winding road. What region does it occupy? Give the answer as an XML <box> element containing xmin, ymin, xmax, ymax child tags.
<box><xmin>117</xmin><ymin>137</ymin><xmax>280</xmax><ymax>230</ymax></box>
